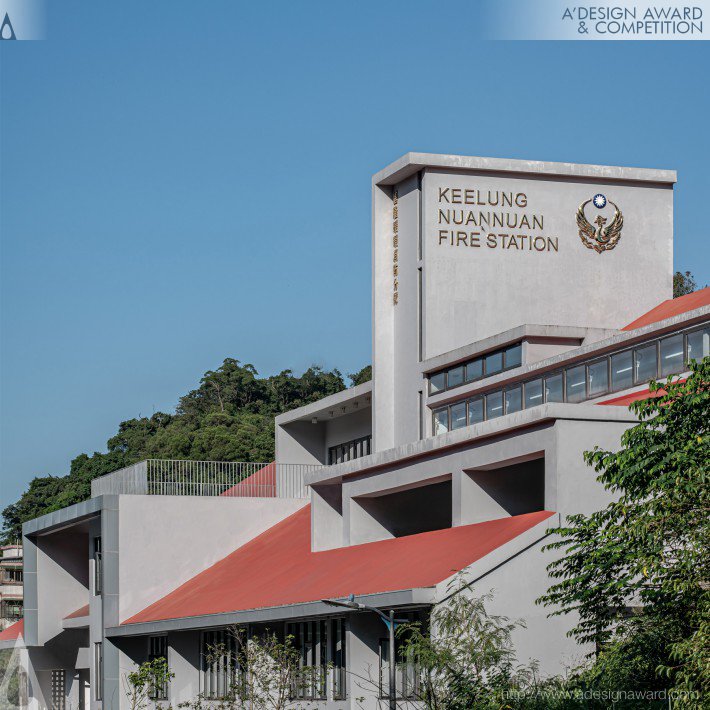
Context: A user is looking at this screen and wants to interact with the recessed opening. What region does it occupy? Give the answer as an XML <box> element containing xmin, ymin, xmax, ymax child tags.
<box><xmin>467</xmin><ymin>459</ymin><xmax>544</xmax><ymax>516</ymax></box>
<box><xmin>355</xmin><ymin>480</ymin><xmax>452</xmax><ymax>538</ymax></box>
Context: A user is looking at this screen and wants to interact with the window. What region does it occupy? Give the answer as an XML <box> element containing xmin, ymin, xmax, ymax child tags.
<box><xmin>587</xmin><ymin>359</ymin><xmax>609</xmax><ymax>398</ymax></box>
<box><xmin>634</xmin><ymin>343</ymin><xmax>658</xmax><ymax>384</ymax></box>
<box><xmin>524</xmin><ymin>379</ymin><xmax>543</xmax><ymax>408</ymax></box>
<box><xmin>93</xmin><ymin>537</ymin><xmax>102</xmax><ymax>595</ymax></box>
<box><xmin>447</xmin><ymin>366</ymin><xmax>465</xmax><ymax>388</ymax></box>
<box><xmin>1</xmin><ymin>600</ymin><xmax>23</xmax><ymax>620</ymax></box>
<box><xmin>486</xmin><ymin>391</ymin><xmax>503</xmax><ymax>419</ymax></box>
<box><xmin>545</xmin><ymin>373</ymin><xmax>563</xmax><ymax>403</ymax></box>
<box><xmin>328</xmin><ymin>436</ymin><xmax>371</xmax><ymax>465</ymax></box>
<box><xmin>148</xmin><ymin>636</ymin><xmax>169</xmax><ymax>700</ymax></box>
<box><xmin>660</xmin><ymin>334</ymin><xmax>685</xmax><ymax>377</ymax></box>
<box><xmin>378</xmin><ymin>614</ymin><xmax>421</xmax><ymax>701</ymax></box>
<box><xmin>450</xmin><ymin>402</ymin><xmax>467</xmax><ymax>430</ymax></box>
<box><xmin>428</xmin><ymin>341</ymin><xmax>523</xmax><ymax>394</ymax></box>
<box><xmin>51</xmin><ymin>670</ymin><xmax>65</xmax><ymax>710</ymax></box>
<box><xmin>565</xmin><ymin>365</ymin><xmax>586</xmax><ymax>403</ymax></box>
<box><xmin>467</xmin><ymin>397</ymin><xmax>484</xmax><ymax>425</ymax></box>
<box><xmin>484</xmin><ymin>350</ymin><xmax>503</xmax><ymax>376</ymax></box>
<box><xmin>686</xmin><ymin>326</ymin><xmax>709</xmax><ymax>363</ymax></box>
<box><xmin>466</xmin><ymin>358</ymin><xmax>483</xmax><ymax>382</ymax></box>
<box><xmin>433</xmin><ymin>408</ymin><xmax>449</xmax><ymax>435</ymax></box>
<box><xmin>429</xmin><ymin>372</ymin><xmax>446</xmax><ymax>394</ymax></box>
<box><xmin>286</xmin><ymin>620</ymin><xmax>328</xmax><ymax>701</ymax></box>
<box><xmin>94</xmin><ymin>643</ymin><xmax>103</xmax><ymax>701</ymax></box>
<box><xmin>611</xmin><ymin>350</ymin><xmax>633</xmax><ymax>391</ymax></box>
<box><xmin>201</xmin><ymin>630</ymin><xmax>241</xmax><ymax>700</ymax></box>
<box><xmin>331</xmin><ymin>618</ymin><xmax>347</xmax><ymax>701</ymax></box>
<box><xmin>505</xmin><ymin>386</ymin><xmax>522</xmax><ymax>414</ymax></box>
<box><xmin>504</xmin><ymin>343</ymin><xmax>522</xmax><ymax>369</ymax></box>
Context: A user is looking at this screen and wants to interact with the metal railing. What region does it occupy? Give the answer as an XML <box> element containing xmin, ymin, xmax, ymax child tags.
<box><xmin>90</xmin><ymin>459</ymin><xmax>320</xmax><ymax>499</ymax></box>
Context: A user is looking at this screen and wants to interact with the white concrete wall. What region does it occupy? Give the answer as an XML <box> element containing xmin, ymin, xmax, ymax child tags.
<box><xmin>117</xmin><ymin>496</ymin><xmax>308</xmax><ymax>621</ymax></box>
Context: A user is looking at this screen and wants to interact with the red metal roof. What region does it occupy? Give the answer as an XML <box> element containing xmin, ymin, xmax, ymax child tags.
<box><xmin>64</xmin><ymin>604</ymin><xmax>90</xmax><ymax>620</ymax></box>
<box><xmin>623</xmin><ymin>287</ymin><xmax>710</xmax><ymax>331</ymax></box>
<box><xmin>0</xmin><ymin>620</ymin><xmax>23</xmax><ymax>641</ymax></box>
<box><xmin>124</xmin><ymin>507</ymin><xmax>555</xmax><ymax>625</ymax></box>
<box><xmin>220</xmin><ymin>463</ymin><xmax>276</xmax><ymax>497</ymax></box>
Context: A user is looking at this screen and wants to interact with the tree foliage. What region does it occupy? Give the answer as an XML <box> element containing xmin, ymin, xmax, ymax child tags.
<box><xmin>123</xmin><ymin>658</ymin><xmax>174</xmax><ymax>710</ymax></box>
<box><xmin>539</xmin><ymin>358</ymin><xmax>709</xmax><ymax>703</ymax></box>
<box><xmin>2</xmin><ymin>359</ymin><xmax>370</xmax><ymax>541</ymax></box>
<box><xmin>673</xmin><ymin>271</ymin><xmax>697</xmax><ymax>298</ymax></box>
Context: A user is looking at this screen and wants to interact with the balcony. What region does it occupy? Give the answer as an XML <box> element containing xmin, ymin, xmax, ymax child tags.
<box><xmin>90</xmin><ymin>459</ymin><xmax>320</xmax><ymax>499</ymax></box>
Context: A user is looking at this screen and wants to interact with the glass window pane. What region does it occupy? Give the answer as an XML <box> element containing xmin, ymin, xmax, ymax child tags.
<box><xmin>686</xmin><ymin>327</ymin><xmax>709</xmax><ymax>363</ymax></box>
<box><xmin>504</xmin><ymin>343</ymin><xmax>522</xmax><ymax>369</ymax></box>
<box><xmin>484</xmin><ymin>351</ymin><xmax>503</xmax><ymax>376</ymax></box>
<box><xmin>450</xmin><ymin>402</ymin><xmax>467</xmax><ymax>430</ymax></box>
<box><xmin>468</xmin><ymin>397</ymin><xmax>484</xmax><ymax>425</ymax></box>
<box><xmin>611</xmin><ymin>350</ymin><xmax>633</xmax><ymax>391</ymax></box>
<box><xmin>505</xmin><ymin>386</ymin><xmax>522</xmax><ymax>414</ymax></box>
<box><xmin>524</xmin><ymin>379</ymin><xmax>543</xmax><ymax>409</ymax></box>
<box><xmin>565</xmin><ymin>365</ymin><xmax>586</xmax><ymax>403</ymax></box>
<box><xmin>448</xmin><ymin>366</ymin><xmax>465</xmax><ymax>389</ymax></box>
<box><xmin>660</xmin><ymin>334</ymin><xmax>684</xmax><ymax>377</ymax></box>
<box><xmin>433</xmin><ymin>408</ymin><xmax>449</xmax><ymax>435</ymax></box>
<box><xmin>634</xmin><ymin>343</ymin><xmax>658</xmax><ymax>384</ymax></box>
<box><xmin>486</xmin><ymin>391</ymin><xmax>504</xmax><ymax>419</ymax></box>
<box><xmin>587</xmin><ymin>359</ymin><xmax>609</xmax><ymax>398</ymax></box>
<box><xmin>545</xmin><ymin>373</ymin><xmax>563</xmax><ymax>403</ymax></box>
<box><xmin>466</xmin><ymin>358</ymin><xmax>483</xmax><ymax>382</ymax></box>
<box><xmin>430</xmin><ymin>372</ymin><xmax>446</xmax><ymax>393</ymax></box>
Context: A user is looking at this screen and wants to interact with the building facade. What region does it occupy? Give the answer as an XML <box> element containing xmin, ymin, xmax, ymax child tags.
<box><xmin>1</xmin><ymin>153</ymin><xmax>708</xmax><ymax>710</ymax></box>
<box><xmin>0</xmin><ymin>544</ymin><xmax>23</xmax><ymax>631</ymax></box>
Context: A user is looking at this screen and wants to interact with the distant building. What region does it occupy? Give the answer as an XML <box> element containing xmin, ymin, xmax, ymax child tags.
<box><xmin>0</xmin><ymin>544</ymin><xmax>23</xmax><ymax>631</ymax></box>
<box><xmin>1</xmin><ymin>153</ymin><xmax>708</xmax><ymax>710</ymax></box>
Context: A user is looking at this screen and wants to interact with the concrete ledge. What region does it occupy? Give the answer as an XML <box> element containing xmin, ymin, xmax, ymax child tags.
<box><xmin>62</xmin><ymin>615</ymin><xmax>90</xmax><ymax>630</ymax></box>
<box><xmin>105</xmin><ymin>588</ymin><xmax>435</xmax><ymax>637</ymax></box>
<box><xmin>306</xmin><ymin>404</ymin><xmax>638</xmax><ymax>486</ymax></box>
<box><xmin>275</xmin><ymin>381</ymin><xmax>373</xmax><ymax>425</ymax></box>
<box><xmin>22</xmin><ymin>496</ymin><xmax>105</xmax><ymax>536</ymax></box>
<box><xmin>374</xmin><ymin>152</ymin><xmax>676</xmax><ymax>187</ymax></box>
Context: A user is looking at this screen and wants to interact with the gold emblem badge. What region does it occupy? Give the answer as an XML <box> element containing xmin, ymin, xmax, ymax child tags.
<box><xmin>576</xmin><ymin>193</ymin><xmax>623</xmax><ymax>254</ymax></box>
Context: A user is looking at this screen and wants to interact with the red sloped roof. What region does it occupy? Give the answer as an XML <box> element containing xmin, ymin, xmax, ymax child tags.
<box><xmin>623</xmin><ymin>287</ymin><xmax>710</xmax><ymax>330</ymax></box>
<box><xmin>220</xmin><ymin>463</ymin><xmax>276</xmax><ymax>498</ymax></box>
<box><xmin>64</xmin><ymin>604</ymin><xmax>90</xmax><ymax>620</ymax></box>
<box><xmin>124</xmin><ymin>506</ymin><xmax>555</xmax><ymax>625</ymax></box>
<box><xmin>0</xmin><ymin>620</ymin><xmax>23</xmax><ymax>641</ymax></box>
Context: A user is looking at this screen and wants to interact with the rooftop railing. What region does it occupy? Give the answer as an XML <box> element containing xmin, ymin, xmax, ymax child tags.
<box><xmin>90</xmin><ymin>459</ymin><xmax>320</xmax><ymax>499</ymax></box>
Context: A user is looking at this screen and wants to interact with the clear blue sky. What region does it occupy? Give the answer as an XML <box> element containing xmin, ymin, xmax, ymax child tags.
<box><xmin>1</xmin><ymin>1</ymin><xmax>708</xmax><ymax>508</ymax></box>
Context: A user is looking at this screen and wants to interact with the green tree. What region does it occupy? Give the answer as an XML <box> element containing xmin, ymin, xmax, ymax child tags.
<box><xmin>539</xmin><ymin>358</ymin><xmax>709</xmax><ymax>704</ymax></box>
<box><xmin>673</xmin><ymin>271</ymin><xmax>697</xmax><ymax>298</ymax></box>
<box><xmin>348</xmin><ymin>364</ymin><xmax>372</xmax><ymax>386</ymax></box>
<box><xmin>123</xmin><ymin>657</ymin><xmax>174</xmax><ymax>710</ymax></box>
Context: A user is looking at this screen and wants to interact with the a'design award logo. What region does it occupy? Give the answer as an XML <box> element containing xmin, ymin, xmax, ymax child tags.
<box><xmin>1</xmin><ymin>12</ymin><xmax>17</xmax><ymax>40</ymax></box>
<box><xmin>576</xmin><ymin>193</ymin><xmax>624</xmax><ymax>254</ymax></box>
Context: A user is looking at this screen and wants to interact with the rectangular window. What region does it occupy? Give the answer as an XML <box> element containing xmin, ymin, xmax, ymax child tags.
<box><xmin>565</xmin><ymin>365</ymin><xmax>586</xmax><ymax>403</ymax></box>
<box><xmin>286</xmin><ymin>620</ymin><xmax>327</xmax><ymax>701</ymax></box>
<box><xmin>429</xmin><ymin>372</ymin><xmax>446</xmax><ymax>394</ymax></box>
<box><xmin>447</xmin><ymin>366</ymin><xmax>465</xmax><ymax>389</ymax></box>
<box><xmin>450</xmin><ymin>402</ymin><xmax>467</xmax><ymax>430</ymax></box>
<box><xmin>634</xmin><ymin>343</ymin><xmax>658</xmax><ymax>384</ymax></box>
<box><xmin>468</xmin><ymin>397</ymin><xmax>484</xmax><ymax>425</ymax></box>
<box><xmin>486</xmin><ymin>391</ymin><xmax>504</xmax><ymax>419</ymax></box>
<box><xmin>328</xmin><ymin>436</ymin><xmax>372</xmax><ymax>466</ymax></box>
<box><xmin>504</xmin><ymin>343</ymin><xmax>522</xmax><ymax>369</ymax></box>
<box><xmin>611</xmin><ymin>350</ymin><xmax>633</xmax><ymax>391</ymax></box>
<box><xmin>524</xmin><ymin>379</ymin><xmax>543</xmax><ymax>409</ymax></box>
<box><xmin>587</xmin><ymin>359</ymin><xmax>609</xmax><ymax>398</ymax></box>
<box><xmin>378</xmin><ymin>619</ymin><xmax>420</xmax><ymax>700</ymax></box>
<box><xmin>686</xmin><ymin>326</ymin><xmax>709</xmax><ymax>363</ymax></box>
<box><xmin>1</xmin><ymin>600</ymin><xmax>23</xmax><ymax>620</ymax></box>
<box><xmin>465</xmin><ymin>358</ymin><xmax>483</xmax><ymax>382</ymax></box>
<box><xmin>504</xmin><ymin>386</ymin><xmax>522</xmax><ymax>414</ymax></box>
<box><xmin>51</xmin><ymin>670</ymin><xmax>66</xmax><ymax>710</ymax></box>
<box><xmin>331</xmin><ymin>619</ymin><xmax>347</xmax><ymax>701</ymax></box>
<box><xmin>433</xmin><ymin>408</ymin><xmax>449</xmax><ymax>435</ymax></box>
<box><xmin>201</xmin><ymin>630</ymin><xmax>240</xmax><ymax>700</ymax></box>
<box><xmin>484</xmin><ymin>351</ymin><xmax>503</xmax><ymax>376</ymax></box>
<box><xmin>148</xmin><ymin>636</ymin><xmax>169</xmax><ymax>700</ymax></box>
<box><xmin>93</xmin><ymin>537</ymin><xmax>102</xmax><ymax>596</ymax></box>
<box><xmin>660</xmin><ymin>334</ymin><xmax>685</xmax><ymax>377</ymax></box>
<box><xmin>95</xmin><ymin>643</ymin><xmax>102</xmax><ymax>701</ymax></box>
<box><xmin>545</xmin><ymin>373</ymin><xmax>563</xmax><ymax>403</ymax></box>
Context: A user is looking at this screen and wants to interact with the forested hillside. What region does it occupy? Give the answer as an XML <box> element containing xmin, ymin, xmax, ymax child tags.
<box><xmin>1</xmin><ymin>359</ymin><xmax>372</xmax><ymax>542</ymax></box>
